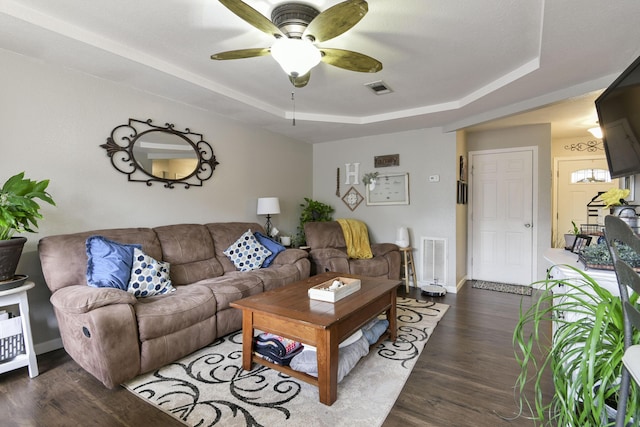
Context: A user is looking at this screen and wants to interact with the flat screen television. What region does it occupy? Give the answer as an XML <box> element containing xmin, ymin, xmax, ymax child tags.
<box><xmin>595</xmin><ymin>55</ymin><xmax>640</xmax><ymax>179</ymax></box>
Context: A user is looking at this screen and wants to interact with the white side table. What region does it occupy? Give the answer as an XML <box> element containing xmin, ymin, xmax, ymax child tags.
<box><xmin>0</xmin><ymin>281</ymin><xmax>39</xmax><ymax>378</ymax></box>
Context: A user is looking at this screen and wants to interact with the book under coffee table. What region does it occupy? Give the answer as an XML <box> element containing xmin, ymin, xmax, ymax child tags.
<box><xmin>230</xmin><ymin>272</ymin><xmax>400</xmax><ymax>406</ymax></box>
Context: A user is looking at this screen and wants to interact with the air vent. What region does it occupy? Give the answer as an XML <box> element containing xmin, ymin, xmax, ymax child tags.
<box><xmin>365</xmin><ymin>80</ymin><xmax>393</xmax><ymax>95</ymax></box>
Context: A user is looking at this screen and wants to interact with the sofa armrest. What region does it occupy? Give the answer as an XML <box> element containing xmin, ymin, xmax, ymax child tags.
<box><xmin>271</xmin><ymin>248</ymin><xmax>309</xmax><ymax>266</ymax></box>
<box><xmin>50</xmin><ymin>285</ymin><xmax>137</xmax><ymax>315</ymax></box>
<box><xmin>371</xmin><ymin>243</ymin><xmax>400</xmax><ymax>257</ymax></box>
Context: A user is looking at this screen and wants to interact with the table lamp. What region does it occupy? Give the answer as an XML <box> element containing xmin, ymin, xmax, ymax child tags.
<box><xmin>257</xmin><ymin>197</ymin><xmax>280</xmax><ymax>237</ymax></box>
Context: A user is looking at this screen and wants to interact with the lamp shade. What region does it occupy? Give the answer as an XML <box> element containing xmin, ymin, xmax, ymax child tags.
<box><xmin>270</xmin><ymin>38</ymin><xmax>321</xmax><ymax>77</ymax></box>
<box><xmin>395</xmin><ymin>226</ymin><xmax>410</xmax><ymax>248</ymax></box>
<box><xmin>257</xmin><ymin>197</ymin><xmax>280</xmax><ymax>215</ymax></box>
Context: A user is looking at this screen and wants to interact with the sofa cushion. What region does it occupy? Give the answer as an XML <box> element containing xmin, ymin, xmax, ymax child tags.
<box><xmin>133</xmin><ymin>284</ymin><xmax>216</xmax><ymax>341</ymax></box>
<box><xmin>253</xmin><ymin>231</ymin><xmax>285</xmax><ymax>268</ymax></box>
<box><xmin>195</xmin><ymin>273</ymin><xmax>264</xmax><ymax>311</ymax></box>
<box><xmin>86</xmin><ymin>236</ymin><xmax>141</xmax><ymax>290</ymax></box>
<box><xmin>304</xmin><ymin>221</ymin><xmax>347</xmax><ymax>249</ymax></box>
<box><xmin>348</xmin><ymin>257</ymin><xmax>389</xmax><ymax>278</ymax></box>
<box><xmin>153</xmin><ymin>224</ymin><xmax>224</xmax><ymax>285</ymax></box>
<box><xmin>244</xmin><ymin>264</ymin><xmax>303</xmax><ymax>292</ymax></box>
<box><xmin>223</xmin><ymin>229</ymin><xmax>272</xmax><ymax>271</ymax></box>
<box><xmin>127</xmin><ymin>248</ymin><xmax>175</xmax><ymax>298</ymax></box>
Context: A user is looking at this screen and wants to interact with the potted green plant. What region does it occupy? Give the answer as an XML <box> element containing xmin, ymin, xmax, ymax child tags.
<box><xmin>513</xmin><ymin>265</ymin><xmax>640</xmax><ymax>426</ymax></box>
<box><xmin>0</xmin><ymin>172</ymin><xmax>55</xmax><ymax>281</ymax></box>
<box><xmin>361</xmin><ymin>172</ymin><xmax>379</xmax><ymax>190</ymax></box>
<box><xmin>564</xmin><ymin>220</ymin><xmax>579</xmax><ymax>249</ymax></box>
<box><xmin>295</xmin><ymin>197</ymin><xmax>334</xmax><ymax>246</ymax></box>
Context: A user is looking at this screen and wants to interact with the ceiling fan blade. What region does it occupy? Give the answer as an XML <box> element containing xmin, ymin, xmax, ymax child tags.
<box><xmin>211</xmin><ymin>48</ymin><xmax>271</xmax><ymax>60</ymax></box>
<box><xmin>304</xmin><ymin>0</ymin><xmax>368</xmax><ymax>43</ymax></box>
<box><xmin>218</xmin><ymin>0</ymin><xmax>284</xmax><ymax>38</ymax></box>
<box><xmin>320</xmin><ymin>48</ymin><xmax>382</xmax><ymax>73</ymax></box>
<box><xmin>289</xmin><ymin>72</ymin><xmax>311</xmax><ymax>88</ymax></box>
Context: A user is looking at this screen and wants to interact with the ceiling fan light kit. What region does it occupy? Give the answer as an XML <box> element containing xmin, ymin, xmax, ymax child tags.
<box><xmin>212</xmin><ymin>0</ymin><xmax>382</xmax><ymax>87</ymax></box>
<box><xmin>270</xmin><ymin>37</ymin><xmax>321</xmax><ymax>77</ymax></box>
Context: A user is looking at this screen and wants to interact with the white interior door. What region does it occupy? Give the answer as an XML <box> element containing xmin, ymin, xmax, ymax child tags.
<box><xmin>555</xmin><ymin>158</ymin><xmax>616</xmax><ymax>247</ymax></box>
<box><xmin>470</xmin><ymin>149</ymin><xmax>534</xmax><ymax>285</ymax></box>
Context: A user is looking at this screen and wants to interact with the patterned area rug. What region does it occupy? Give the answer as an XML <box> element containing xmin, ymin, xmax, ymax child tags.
<box><xmin>123</xmin><ymin>297</ymin><xmax>448</xmax><ymax>427</ymax></box>
<box><xmin>470</xmin><ymin>280</ymin><xmax>533</xmax><ymax>296</ymax></box>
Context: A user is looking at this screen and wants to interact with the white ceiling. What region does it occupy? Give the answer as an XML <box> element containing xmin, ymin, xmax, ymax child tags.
<box><xmin>2</xmin><ymin>0</ymin><xmax>640</xmax><ymax>143</ymax></box>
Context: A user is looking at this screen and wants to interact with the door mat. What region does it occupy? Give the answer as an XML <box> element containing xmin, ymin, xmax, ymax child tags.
<box><xmin>470</xmin><ymin>280</ymin><xmax>533</xmax><ymax>296</ymax></box>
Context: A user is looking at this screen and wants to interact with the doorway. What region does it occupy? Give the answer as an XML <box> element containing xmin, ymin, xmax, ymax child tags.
<box><xmin>469</xmin><ymin>147</ymin><xmax>537</xmax><ymax>285</ymax></box>
<box><xmin>553</xmin><ymin>157</ymin><xmax>618</xmax><ymax>247</ymax></box>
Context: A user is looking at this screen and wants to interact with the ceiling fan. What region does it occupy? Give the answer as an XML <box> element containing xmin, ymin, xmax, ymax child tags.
<box><xmin>211</xmin><ymin>0</ymin><xmax>383</xmax><ymax>88</ymax></box>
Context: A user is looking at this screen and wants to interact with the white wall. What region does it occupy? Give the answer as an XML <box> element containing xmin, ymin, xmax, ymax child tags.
<box><xmin>312</xmin><ymin>127</ymin><xmax>459</xmax><ymax>292</ymax></box>
<box><xmin>1</xmin><ymin>49</ymin><xmax>312</xmax><ymax>352</ymax></box>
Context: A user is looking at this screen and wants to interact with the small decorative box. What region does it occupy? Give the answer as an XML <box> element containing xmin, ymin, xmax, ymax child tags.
<box><xmin>308</xmin><ymin>277</ymin><xmax>361</xmax><ymax>303</ymax></box>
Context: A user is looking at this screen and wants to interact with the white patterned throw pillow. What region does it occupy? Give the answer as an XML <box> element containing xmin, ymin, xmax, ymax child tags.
<box><xmin>127</xmin><ymin>248</ymin><xmax>175</xmax><ymax>297</ymax></box>
<box><xmin>224</xmin><ymin>229</ymin><xmax>272</xmax><ymax>272</ymax></box>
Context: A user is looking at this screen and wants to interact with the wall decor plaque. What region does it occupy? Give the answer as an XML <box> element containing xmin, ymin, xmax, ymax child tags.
<box><xmin>374</xmin><ymin>154</ymin><xmax>399</xmax><ymax>168</ymax></box>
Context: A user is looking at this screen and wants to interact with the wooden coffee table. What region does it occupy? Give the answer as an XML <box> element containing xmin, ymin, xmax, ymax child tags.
<box><xmin>230</xmin><ymin>272</ymin><xmax>400</xmax><ymax>405</ymax></box>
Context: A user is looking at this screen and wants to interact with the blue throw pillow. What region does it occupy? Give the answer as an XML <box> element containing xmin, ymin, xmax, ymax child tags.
<box><xmin>86</xmin><ymin>236</ymin><xmax>141</xmax><ymax>290</ymax></box>
<box><xmin>254</xmin><ymin>231</ymin><xmax>286</xmax><ymax>268</ymax></box>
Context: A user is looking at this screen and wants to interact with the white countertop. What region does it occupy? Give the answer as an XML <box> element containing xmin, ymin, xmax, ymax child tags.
<box><xmin>543</xmin><ymin>248</ymin><xmax>619</xmax><ymax>295</ymax></box>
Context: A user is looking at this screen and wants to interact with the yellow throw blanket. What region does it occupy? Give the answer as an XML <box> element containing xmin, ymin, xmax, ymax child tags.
<box><xmin>337</xmin><ymin>218</ymin><xmax>373</xmax><ymax>259</ymax></box>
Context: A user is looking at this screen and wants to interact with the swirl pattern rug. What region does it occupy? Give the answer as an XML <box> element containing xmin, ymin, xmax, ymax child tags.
<box><xmin>123</xmin><ymin>297</ymin><xmax>448</xmax><ymax>427</ymax></box>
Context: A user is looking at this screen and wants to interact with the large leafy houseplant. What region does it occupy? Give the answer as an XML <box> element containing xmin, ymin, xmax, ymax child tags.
<box><xmin>0</xmin><ymin>172</ymin><xmax>55</xmax><ymax>240</ymax></box>
<box><xmin>513</xmin><ymin>265</ymin><xmax>640</xmax><ymax>426</ymax></box>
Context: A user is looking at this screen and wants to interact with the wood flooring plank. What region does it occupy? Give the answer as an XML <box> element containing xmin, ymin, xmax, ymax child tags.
<box><xmin>1</xmin><ymin>283</ymin><xmax>550</xmax><ymax>426</ymax></box>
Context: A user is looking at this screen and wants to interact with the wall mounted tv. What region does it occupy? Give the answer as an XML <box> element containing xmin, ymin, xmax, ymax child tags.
<box><xmin>595</xmin><ymin>54</ymin><xmax>640</xmax><ymax>179</ymax></box>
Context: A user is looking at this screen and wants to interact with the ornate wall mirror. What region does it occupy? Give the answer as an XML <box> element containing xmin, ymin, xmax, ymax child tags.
<box><xmin>101</xmin><ymin>118</ymin><xmax>219</xmax><ymax>188</ymax></box>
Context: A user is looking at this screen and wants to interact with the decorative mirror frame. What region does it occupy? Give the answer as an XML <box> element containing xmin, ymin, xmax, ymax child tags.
<box><xmin>100</xmin><ymin>118</ymin><xmax>219</xmax><ymax>188</ymax></box>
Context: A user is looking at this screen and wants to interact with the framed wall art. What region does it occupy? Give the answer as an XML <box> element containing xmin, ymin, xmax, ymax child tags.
<box><xmin>366</xmin><ymin>173</ymin><xmax>410</xmax><ymax>206</ymax></box>
<box><xmin>342</xmin><ymin>186</ymin><xmax>364</xmax><ymax>211</ymax></box>
<box><xmin>571</xmin><ymin>234</ymin><xmax>592</xmax><ymax>254</ymax></box>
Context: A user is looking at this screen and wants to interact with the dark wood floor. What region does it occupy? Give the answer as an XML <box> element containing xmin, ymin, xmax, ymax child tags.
<box><xmin>1</xmin><ymin>283</ymin><xmax>551</xmax><ymax>427</ymax></box>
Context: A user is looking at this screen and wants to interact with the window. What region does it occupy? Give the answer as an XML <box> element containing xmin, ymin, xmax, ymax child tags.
<box><xmin>570</xmin><ymin>168</ymin><xmax>611</xmax><ymax>184</ymax></box>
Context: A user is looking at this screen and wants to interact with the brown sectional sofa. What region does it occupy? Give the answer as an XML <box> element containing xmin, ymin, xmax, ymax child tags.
<box><xmin>38</xmin><ymin>222</ymin><xmax>310</xmax><ymax>388</ymax></box>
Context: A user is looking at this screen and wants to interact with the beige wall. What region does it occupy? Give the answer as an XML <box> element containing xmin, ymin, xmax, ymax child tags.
<box><xmin>1</xmin><ymin>49</ymin><xmax>313</xmax><ymax>352</ymax></box>
<box><xmin>312</xmin><ymin>127</ymin><xmax>459</xmax><ymax>292</ymax></box>
<box><xmin>455</xmin><ymin>131</ymin><xmax>468</xmax><ymax>286</ymax></box>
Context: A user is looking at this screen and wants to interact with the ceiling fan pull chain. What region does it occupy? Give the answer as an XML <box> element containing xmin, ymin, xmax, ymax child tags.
<box><xmin>291</xmin><ymin>90</ymin><xmax>296</xmax><ymax>126</ymax></box>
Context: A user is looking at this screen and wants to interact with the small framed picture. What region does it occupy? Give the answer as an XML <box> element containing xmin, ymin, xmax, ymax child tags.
<box><xmin>571</xmin><ymin>234</ymin><xmax>592</xmax><ymax>254</ymax></box>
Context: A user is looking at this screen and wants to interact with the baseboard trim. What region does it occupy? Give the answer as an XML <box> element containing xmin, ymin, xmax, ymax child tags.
<box><xmin>35</xmin><ymin>337</ymin><xmax>63</xmax><ymax>355</ymax></box>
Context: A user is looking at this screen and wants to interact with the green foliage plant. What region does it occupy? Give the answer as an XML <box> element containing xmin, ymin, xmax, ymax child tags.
<box><xmin>0</xmin><ymin>172</ymin><xmax>56</xmax><ymax>240</ymax></box>
<box><xmin>361</xmin><ymin>172</ymin><xmax>379</xmax><ymax>185</ymax></box>
<box><xmin>513</xmin><ymin>265</ymin><xmax>639</xmax><ymax>426</ymax></box>
<box><xmin>571</xmin><ymin>220</ymin><xmax>579</xmax><ymax>235</ymax></box>
<box><xmin>581</xmin><ymin>242</ymin><xmax>640</xmax><ymax>269</ymax></box>
<box><xmin>295</xmin><ymin>197</ymin><xmax>334</xmax><ymax>246</ymax></box>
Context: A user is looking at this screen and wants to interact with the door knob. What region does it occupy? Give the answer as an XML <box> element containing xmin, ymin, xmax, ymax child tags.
<box><xmin>525</xmin><ymin>223</ymin><xmax>532</xmax><ymax>228</ymax></box>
